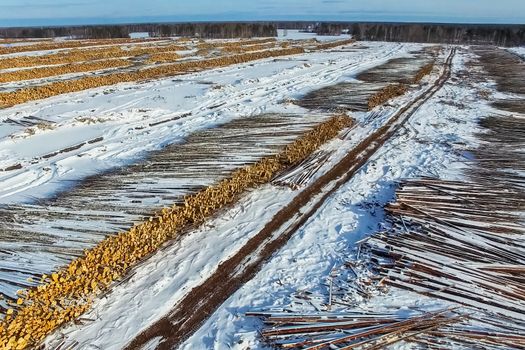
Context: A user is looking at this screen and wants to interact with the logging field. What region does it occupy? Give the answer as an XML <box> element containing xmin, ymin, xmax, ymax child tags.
<box><xmin>0</xmin><ymin>32</ymin><xmax>523</xmax><ymax>350</ymax></box>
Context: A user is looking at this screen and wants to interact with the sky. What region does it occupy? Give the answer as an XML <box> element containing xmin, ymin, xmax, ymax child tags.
<box><xmin>0</xmin><ymin>0</ymin><xmax>523</xmax><ymax>27</ymax></box>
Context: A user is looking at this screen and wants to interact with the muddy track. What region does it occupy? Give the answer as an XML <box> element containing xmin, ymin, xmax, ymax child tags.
<box><xmin>125</xmin><ymin>48</ymin><xmax>456</xmax><ymax>350</ymax></box>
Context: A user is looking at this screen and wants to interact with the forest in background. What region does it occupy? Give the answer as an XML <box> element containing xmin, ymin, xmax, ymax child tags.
<box><xmin>280</xmin><ymin>22</ymin><xmax>525</xmax><ymax>46</ymax></box>
<box><xmin>0</xmin><ymin>23</ymin><xmax>277</xmax><ymax>39</ymax></box>
<box><xmin>0</xmin><ymin>21</ymin><xmax>523</xmax><ymax>46</ymax></box>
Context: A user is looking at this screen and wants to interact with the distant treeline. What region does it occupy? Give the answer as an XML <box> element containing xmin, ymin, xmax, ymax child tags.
<box><xmin>276</xmin><ymin>22</ymin><xmax>524</xmax><ymax>46</ymax></box>
<box><xmin>348</xmin><ymin>23</ymin><xmax>524</xmax><ymax>46</ymax></box>
<box><xmin>144</xmin><ymin>23</ymin><xmax>277</xmax><ymax>38</ymax></box>
<box><xmin>1</xmin><ymin>21</ymin><xmax>523</xmax><ymax>46</ymax></box>
<box><xmin>0</xmin><ymin>22</ymin><xmax>277</xmax><ymax>39</ymax></box>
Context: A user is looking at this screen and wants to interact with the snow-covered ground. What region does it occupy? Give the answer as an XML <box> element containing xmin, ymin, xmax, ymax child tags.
<box><xmin>1</xmin><ymin>40</ymin><xmax>419</xmax><ymax>314</ymax></box>
<box><xmin>179</xmin><ymin>48</ymin><xmax>499</xmax><ymax>349</ymax></box>
<box><xmin>0</xmin><ymin>41</ymin><xmax>49</xmax><ymax>48</ymax></box>
<box><xmin>39</xmin><ymin>46</ymin><xmax>500</xmax><ymax>350</ymax></box>
<box><xmin>0</xmin><ymin>42</ymin><xmax>407</xmax><ymax>204</ymax></box>
<box><xmin>277</xmin><ymin>29</ymin><xmax>352</xmax><ymax>41</ymax></box>
<box><xmin>507</xmin><ymin>46</ymin><xmax>525</xmax><ymax>59</ymax></box>
<box><xmin>1</xmin><ymin>38</ymin><xmax>509</xmax><ymax>349</ymax></box>
<box><xmin>129</xmin><ymin>32</ymin><xmax>151</xmax><ymax>39</ymax></box>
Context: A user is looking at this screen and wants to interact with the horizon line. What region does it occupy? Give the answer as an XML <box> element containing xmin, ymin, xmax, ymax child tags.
<box><xmin>1</xmin><ymin>19</ymin><xmax>524</xmax><ymax>29</ymax></box>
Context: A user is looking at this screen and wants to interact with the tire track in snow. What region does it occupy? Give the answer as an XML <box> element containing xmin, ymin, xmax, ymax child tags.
<box><xmin>125</xmin><ymin>48</ymin><xmax>456</xmax><ymax>350</ymax></box>
<box><xmin>0</xmin><ymin>44</ymin><xmax>405</xmax><ymax>204</ymax></box>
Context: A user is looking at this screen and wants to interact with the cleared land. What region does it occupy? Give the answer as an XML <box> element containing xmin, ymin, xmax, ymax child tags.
<box><xmin>179</xmin><ymin>46</ymin><xmax>523</xmax><ymax>350</ymax></box>
<box><xmin>0</xmin><ymin>33</ymin><xmax>522</xmax><ymax>350</ymax></box>
<box><xmin>126</xmin><ymin>48</ymin><xmax>455</xmax><ymax>350</ymax></box>
<box><xmin>1</xmin><ymin>35</ymin><xmax>360</xmax><ymax>349</ymax></box>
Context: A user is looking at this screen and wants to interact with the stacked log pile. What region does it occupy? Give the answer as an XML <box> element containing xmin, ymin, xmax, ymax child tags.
<box><xmin>0</xmin><ymin>115</ymin><xmax>352</xmax><ymax>349</ymax></box>
<box><xmin>146</xmin><ymin>51</ymin><xmax>182</xmax><ymax>63</ymax></box>
<box><xmin>296</xmin><ymin>82</ymin><xmax>386</xmax><ymax>112</ymax></box>
<box><xmin>359</xmin><ymin>177</ymin><xmax>525</xmax><ymax>347</ymax></box>
<box><xmin>367</xmin><ymin>84</ymin><xmax>408</xmax><ymax>110</ymax></box>
<box><xmin>248</xmin><ymin>309</ymin><xmax>470</xmax><ymax>349</ymax></box>
<box><xmin>0</xmin><ymin>39</ymin><xmax>53</xmax><ymax>45</ymax></box>
<box><xmin>0</xmin><ymin>59</ymin><xmax>131</xmax><ymax>83</ymax></box>
<box><xmin>297</xmin><ymin>49</ymin><xmax>438</xmax><ymax>113</ymax></box>
<box><xmin>221</xmin><ymin>42</ymin><xmax>277</xmax><ymax>54</ymax></box>
<box><xmin>0</xmin><ymin>38</ymin><xmax>163</xmax><ymax>55</ymax></box>
<box><xmin>467</xmin><ymin>115</ymin><xmax>525</xmax><ymax>188</ymax></box>
<box><xmin>0</xmin><ymin>47</ymin><xmax>305</xmax><ymax>107</ymax></box>
<box><xmin>272</xmin><ymin>149</ymin><xmax>333</xmax><ymax>189</ymax></box>
<box><xmin>315</xmin><ymin>38</ymin><xmax>355</xmax><ymax>50</ymax></box>
<box><xmin>201</xmin><ymin>38</ymin><xmax>276</xmax><ymax>50</ymax></box>
<box><xmin>357</xmin><ymin>56</ymin><xmax>435</xmax><ymax>85</ymax></box>
<box><xmin>412</xmin><ymin>63</ymin><xmax>435</xmax><ymax>83</ymax></box>
<box><xmin>0</xmin><ymin>43</ymin><xmax>188</xmax><ymax>70</ymax></box>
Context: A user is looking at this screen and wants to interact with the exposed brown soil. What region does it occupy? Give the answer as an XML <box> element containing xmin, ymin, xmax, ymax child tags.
<box><xmin>125</xmin><ymin>48</ymin><xmax>455</xmax><ymax>350</ymax></box>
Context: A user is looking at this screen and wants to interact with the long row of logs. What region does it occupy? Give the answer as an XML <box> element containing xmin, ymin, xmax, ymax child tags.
<box><xmin>0</xmin><ymin>47</ymin><xmax>305</xmax><ymax>107</ymax></box>
<box><xmin>366</xmin><ymin>60</ymin><xmax>436</xmax><ymax>110</ymax></box>
<box><xmin>0</xmin><ymin>39</ymin><xmax>53</xmax><ymax>45</ymax></box>
<box><xmin>152</xmin><ymin>40</ymin><xmax>283</xmax><ymax>63</ymax></box>
<box><xmin>146</xmin><ymin>51</ymin><xmax>182</xmax><ymax>64</ymax></box>
<box><xmin>0</xmin><ymin>59</ymin><xmax>132</xmax><ymax>84</ymax></box>
<box><xmin>315</xmin><ymin>38</ymin><xmax>355</xmax><ymax>50</ymax></box>
<box><xmin>196</xmin><ymin>37</ymin><xmax>276</xmax><ymax>50</ymax></box>
<box><xmin>0</xmin><ymin>115</ymin><xmax>353</xmax><ymax>349</ymax></box>
<box><xmin>413</xmin><ymin>63</ymin><xmax>435</xmax><ymax>83</ymax></box>
<box><xmin>0</xmin><ymin>43</ymin><xmax>188</xmax><ymax>70</ymax></box>
<box><xmin>468</xmin><ymin>115</ymin><xmax>525</xmax><ymax>188</ymax></box>
<box><xmin>367</xmin><ymin>83</ymin><xmax>408</xmax><ymax>110</ymax></box>
<box><xmin>359</xmin><ymin>178</ymin><xmax>525</xmax><ymax>348</ymax></box>
<box><xmin>221</xmin><ymin>42</ymin><xmax>278</xmax><ymax>54</ymax></box>
<box><xmin>0</xmin><ymin>38</ymin><xmax>164</xmax><ymax>56</ymax></box>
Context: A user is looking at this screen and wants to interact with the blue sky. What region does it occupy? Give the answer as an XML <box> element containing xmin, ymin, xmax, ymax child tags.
<box><xmin>0</xmin><ymin>0</ymin><xmax>523</xmax><ymax>27</ymax></box>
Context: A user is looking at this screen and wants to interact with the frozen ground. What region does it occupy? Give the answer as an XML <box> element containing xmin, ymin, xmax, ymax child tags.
<box><xmin>507</xmin><ymin>46</ymin><xmax>525</xmax><ymax>59</ymax></box>
<box><xmin>1</xmin><ymin>41</ymin><xmax>421</xmax><ymax>309</ymax></box>
<box><xmin>41</xmin><ymin>46</ymin><xmax>499</xmax><ymax>350</ymax></box>
<box><xmin>1</xmin><ymin>40</ymin><xmax>507</xmax><ymax>349</ymax></box>
<box><xmin>179</xmin><ymin>47</ymin><xmax>492</xmax><ymax>350</ymax></box>
<box><xmin>0</xmin><ymin>41</ymin><xmax>407</xmax><ymax>205</ymax></box>
<box><xmin>0</xmin><ymin>41</ymin><xmax>416</xmax><ymax>298</ymax></box>
<box><xmin>277</xmin><ymin>29</ymin><xmax>352</xmax><ymax>41</ymax></box>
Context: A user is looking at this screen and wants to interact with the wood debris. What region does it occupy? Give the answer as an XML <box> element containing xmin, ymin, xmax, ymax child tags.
<box><xmin>0</xmin><ymin>116</ymin><xmax>352</xmax><ymax>349</ymax></box>
<box><xmin>273</xmin><ymin>150</ymin><xmax>333</xmax><ymax>189</ymax></box>
<box><xmin>359</xmin><ymin>177</ymin><xmax>525</xmax><ymax>348</ymax></box>
<box><xmin>247</xmin><ymin>309</ymin><xmax>468</xmax><ymax>349</ymax></box>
